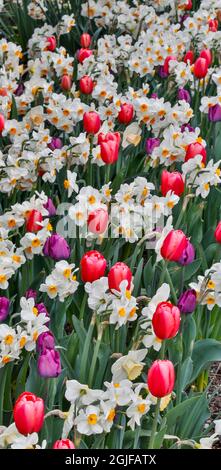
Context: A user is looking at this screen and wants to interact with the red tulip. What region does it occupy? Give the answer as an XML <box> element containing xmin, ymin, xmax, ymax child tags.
<box><xmin>163</xmin><ymin>55</ymin><xmax>177</xmax><ymax>75</ymax></box>
<box><xmin>88</xmin><ymin>208</ymin><xmax>108</xmax><ymax>234</ymax></box>
<box><xmin>53</xmin><ymin>439</ymin><xmax>75</xmax><ymax>449</ymax></box>
<box><xmin>98</xmin><ymin>132</ymin><xmax>121</xmax><ymax>164</ymax></box>
<box><xmin>108</xmin><ymin>262</ymin><xmax>132</xmax><ymax>292</ymax></box>
<box><xmin>118</xmin><ymin>103</ymin><xmax>134</xmax><ymax>125</ymax></box>
<box><xmin>83</xmin><ymin>111</ymin><xmax>101</xmax><ymax>135</ymax></box>
<box><xmin>183</xmin><ymin>0</ymin><xmax>192</xmax><ymax>10</ymax></box>
<box><xmin>80</xmin><ymin>33</ymin><xmax>91</xmax><ymax>49</ymax></box>
<box><xmin>193</xmin><ymin>58</ymin><xmax>208</xmax><ymax>78</ymax></box>
<box><xmin>61</xmin><ymin>75</ymin><xmax>72</xmax><ymax>90</ymax></box>
<box><xmin>80</xmin><ymin>250</ymin><xmax>107</xmax><ymax>282</ymax></box>
<box><xmin>215</xmin><ymin>222</ymin><xmax>221</xmax><ymax>243</ymax></box>
<box><xmin>185</xmin><ymin>142</ymin><xmax>207</xmax><ymax>164</ymax></box>
<box><xmin>147</xmin><ymin>360</ymin><xmax>175</xmax><ymax>398</ymax></box>
<box><xmin>77</xmin><ymin>48</ymin><xmax>93</xmax><ymax>63</ymax></box>
<box><xmin>199</xmin><ymin>49</ymin><xmax>212</xmax><ymax>67</ymax></box>
<box><xmin>46</xmin><ymin>36</ymin><xmax>56</xmax><ymax>51</ymax></box>
<box><xmin>13</xmin><ymin>392</ymin><xmax>44</xmax><ymax>435</ymax></box>
<box><xmin>79</xmin><ymin>75</ymin><xmax>94</xmax><ymax>94</ymax></box>
<box><xmin>0</xmin><ymin>87</ymin><xmax>8</xmax><ymax>97</ymax></box>
<box><xmin>183</xmin><ymin>50</ymin><xmax>194</xmax><ymax>65</ymax></box>
<box><xmin>26</xmin><ymin>209</ymin><xmax>43</xmax><ymax>233</ymax></box>
<box><xmin>208</xmin><ymin>19</ymin><xmax>218</xmax><ymax>32</ymax></box>
<box><xmin>161</xmin><ymin>170</ymin><xmax>185</xmax><ymax>197</ymax></box>
<box><xmin>0</xmin><ymin>114</ymin><xmax>5</xmax><ymax>132</ymax></box>
<box><xmin>152</xmin><ymin>302</ymin><xmax>181</xmax><ymax>340</ymax></box>
<box><xmin>161</xmin><ymin>229</ymin><xmax>188</xmax><ymax>262</ymax></box>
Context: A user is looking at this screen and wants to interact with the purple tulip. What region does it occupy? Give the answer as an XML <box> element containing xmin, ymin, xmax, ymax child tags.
<box><xmin>43</xmin><ymin>234</ymin><xmax>71</xmax><ymax>261</ymax></box>
<box><xmin>37</xmin><ymin>331</ymin><xmax>55</xmax><ymax>353</ymax></box>
<box><xmin>151</xmin><ymin>93</ymin><xmax>158</xmax><ymax>99</ymax></box>
<box><xmin>181</xmin><ymin>123</ymin><xmax>195</xmax><ymax>133</ymax></box>
<box><xmin>178</xmin><ymin>240</ymin><xmax>195</xmax><ymax>266</ymax></box>
<box><xmin>0</xmin><ymin>297</ymin><xmax>10</xmax><ymax>322</ymax></box>
<box><xmin>43</xmin><ymin>198</ymin><xmax>56</xmax><ymax>216</ymax></box>
<box><xmin>35</xmin><ymin>302</ymin><xmax>50</xmax><ymax>325</ymax></box>
<box><xmin>178</xmin><ymin>289</ymin><xmax>197</xmax><ymax>314</ymax></box>
<box><xmin>178</xmin><ymin>88</ymin><xmax>191</xmax><ymax>103</ymax></box>
<box><xmin>25</xmin><ymin>289</ymin><xmax>37</xmax><ymax>300</ymax></box>
<box><xmin>146</xmin><ymin>137</ymin><xmax>160</xmax><ymax>155</ymax></box>
<box><xmin>158</xmin><ymin>66</ymin><xmax>168</xmax><ymax>79</ymax></box>
<box><xmin>38</xmin><ymin>348</ymin><xmax>61</xmax><ymax>378</ymax></box>
<box><xmin>208</xmin><ymin>104</ymin><xmax>221</xmax><ymax>122</ymax></box>
<box><xmin>48</xmin><ymin>137</ymin><xmax>63</xmax><ymax>151</ymax></box>
<box><xmin>14</xmin><ymin>83</ymin><xmax>25</xmax><ymax>96</ymax></box>
<box><xmin>180</xmin><ymin>14</ymin><xmax>189</xmax><ymax>25</ymax></box>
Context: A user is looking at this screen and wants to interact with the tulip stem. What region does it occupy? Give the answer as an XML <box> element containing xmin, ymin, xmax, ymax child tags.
<box><xmin>148</xmin><ymin>397</ymin><xmax>161</xmax><ymax>449</ymax></box>
<box><xmin>165</xmin><ymin>267</ymin><xmax>178</xmax><ymax>304</ymax></box>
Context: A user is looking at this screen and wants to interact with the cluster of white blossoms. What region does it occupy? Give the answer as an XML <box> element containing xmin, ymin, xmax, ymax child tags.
<box><xmin>0</xmin><ymin>297</ymin><xmax>48</xmax><ymax>368</ymax></box>
<box><xmin>40</xmin><ymin>261</ymin><xmax>79</xmax><ymax>302</ymax></box>
<box><xmin>182</xmin><ymin>155</ymin><xmax>221</xmax><ymax>199</ymax></box>
<box><xmin>189</xmin><ymin>261</ymin><xmax>221</xmax><ymax>310</ymax></box>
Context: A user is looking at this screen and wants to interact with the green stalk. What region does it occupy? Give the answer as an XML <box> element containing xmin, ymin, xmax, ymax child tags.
<box><xmin>88</xmin><ymin>322</ymin><xmax>103</xmax><ymax>387</ymax></box>
<box><xmin>148</xmin><ymin>398</ymin><xmax>161</xmax><ymax>449</ymax></box>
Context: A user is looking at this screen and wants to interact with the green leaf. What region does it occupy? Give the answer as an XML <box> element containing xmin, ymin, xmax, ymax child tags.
<box><xmin>190</xmin><ymin>339</ymin><xmax>221</xmax><ymax>382</ymax></box>
<box><xmin>184</xmin><ymin>259</ymin><xmax>201</xmax><ymax>281</ymax></box>
<box><xmin>179</xmin><ymin>357</ymin><xmax>193</xmax><ymax>390</ymax></box>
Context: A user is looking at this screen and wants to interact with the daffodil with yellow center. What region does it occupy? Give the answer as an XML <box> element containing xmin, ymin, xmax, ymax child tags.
<box><xmin>122</xmin><ymin>360</ymin><xmax>144</xmax><ymax>380</ymax></box>
<box><xmin>87</xmin><ymin>414</ymin><xmax>98</xmax><ymax>425</ymax></box>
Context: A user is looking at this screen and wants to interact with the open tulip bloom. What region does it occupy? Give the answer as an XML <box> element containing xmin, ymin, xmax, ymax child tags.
<box><xmin>0</xmin><ymin>0</ymin><xmax>221</xmax><ymax>453</ymax></box>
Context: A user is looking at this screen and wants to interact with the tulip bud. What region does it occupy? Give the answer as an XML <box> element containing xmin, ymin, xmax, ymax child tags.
<box><xmin>0</xmin><ymin>297</ymin><xmax>10</xmax><ymax>322</ymax></box>
<box><xmin>161</xmin><ymin>170</ymin><xmax>185</xmax><ymax>197</ymax></box>
<box><xmin>183</xmin><ymin>0</ymin><xmax>192</xmax><ymax>10</ymax></box>
<box><xmin>53</xmin><ymin>439</ymin><xmax>75</xmax><ymax>449</ymax></box>
<box><xmin>208</xmin><ymin>104</ymin><xmax>221</xmax><ymax>122</ymax></box>
<box><xmin>38</xmin><ymin>348</ymin><xmax>61</xmax><ymax>378</ymax></box>
<box><xmin>13</xmin><ymin>392</ymin><xmax>44</xmax><ymax>435</ymax></box>
<box><xmin>208</xmin><ymin>19</ymin><xmax>218</xmax><ymax>32</ymax></box>
<box><xmin>0</xmin><ymin>114</ymin><xmax>5</xmax><ymax>132</ymax></box>
<box><xmin>43</xmin><ymin>198</ymin><xmax>56</xmax><ymax>217</ymax></box>
<box><xmin>215</xmin><ymin>221</ymin><xmax>221</xmax><ymax>243</ymax></box>
<box><xmin>80</xmin><ymin>33</ymin><xmax>91</xmax><ymax>48</ymax></box>
<box><xmin>25</xmin><ymin>289</ymin><xmax>37</xmax><ymax>300</ymax></box>
<box><xmin>193</xmin><ymin>57</ymin><xmax>208</xmax><ymax>79</ymax></box>
<box><xmin>183</xmin><ymin>50</ymin><xmax>195</xmax><ymax>65</ymax></box>
<box><xmin>46</xmin><ymin>36</ymin><xmax>56</xmax><ymax>52</ymax></box>
<box><xmin>88</xmin><ymin>208</ymin><xmax>108</xmax><ymax>234</ymax></box>
<box><xmin>147</xmin><ymin>360</ymin><xmax>175</xmax><ymax>398</ymax></box>
<box><xmin>26</xmin><ymin>209</ymin><xmax>43</xmax><ymax>233</ymax></box>
<box><xmin>158</xmin><ymin>66</ymin><xmax>168</xmax><ymax>79</ymax></box>
<box><xmin>98</xmin><ymin>131</ymin><xmax>121</xmax><ymax>164</ymax></box>
<box><xmin>35</xmin><ymin>302</ymin><xmax>50</xmax><ymax>326</ymax></box>
<box><xmin>177</xmin><ymin>87</ymin><xmax>191</xmax><ymax>103</ymax></box>
<box><xmin>37</xmin><ymin>331</ymin><xmax>55</xmax><ymax>353</ymax></box>
<box><xmin>178</xmin><ymin>289</ymin><xmax>197</xmax><ymax>314</ymax></box>
<box><xmin>161</xmin><ymin>229</ymin><xmax>188</xmax><ymax>262</ymax></box>
<box><xmin>0</xmin><ymin>87</ymin><xmax>7</xmax><ymax>97</ymax></box>
<box><xmin>181</xmin><ymin>123</ymin><xmax>195</xmax><ymax>133</ymax></box>
<box><xmin>185</xmin><ymin>142</ymin><xmax>207</xmax><ymax>164</ymax></box>
<box><xmin>80</xmin><ymin>250</ymin><xmax>107</xmax><ymax>282</ymax></box>
<box><xmin>152</xmin><ymin>301</ymin><xmax>180</xmax><ymax>340</ymax></box>
<box><xmin>163</xmin><ymin>55</ymin><xmax>177</xmax><ymax>75</ymax></box>
<box><xmin>48</xmin><ymin>137</ymin><xmax>63</xmax><ymax>151</ymax></box>
<box><xmin>83</xmin><ymin>111</ymin><xmax>101</xmax><ymax>134</ymax></box>
<box><xmin>43</xmin><ymin>234</ymin><xmax>71</xmax><ymax>261</ymax></box>
<box><xmin>145</xmin><ymin>137</ymin><xmax>160</xmax><ymax>155</ymax></box>
<box><xmin>61</xmin><ymin>74</ymin><xmax>72</xmax><ymax>91</ymax></box>
<box><xmin>79</xmin><ymin>75</ymin><xmax>94</xmax><ymax>94</ymax></box>
<box><xmin>108</xmin><ymin>262</ymin><xmax>132</xmax><ymax>292</ymax></box>
<box><xmin>14</xmin><ymin>83</ymin><xmax>25</xmax><ymax>97</ymax></box>
<box><xmin>118</xmin><ymin>103</ymin><xmax>134</xmax><ymax>125</ymax></box>
<box><xmin>77</xmin><ymin>48</ymin><xmax>93</xmax><ymax>63</ymax></box>
<box><xmin>178</xmin><ymin>240</ymin><xmax>195</xmax><ymax>265</ymax></box>
<box><xmin>200</xmin><ymin>49</ymin><xmax>212</xmax><ymax>66</ymax></box>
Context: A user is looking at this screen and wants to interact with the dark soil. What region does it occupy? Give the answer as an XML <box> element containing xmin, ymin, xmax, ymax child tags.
<box><xmin>208</xmin><ymin>363</ymin><xmax>221</xmax><ymax>448</ymax></box>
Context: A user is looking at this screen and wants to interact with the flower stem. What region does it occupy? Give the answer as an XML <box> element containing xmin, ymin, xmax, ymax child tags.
<box><xmin>148</xmin><ymin>397</ymin><xmax>161</xmax><ymax>449</ymax></box>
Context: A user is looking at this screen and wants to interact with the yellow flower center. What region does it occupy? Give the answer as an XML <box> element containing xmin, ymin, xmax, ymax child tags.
<box><xmin>0</xmin><ymin>274</ymin><xmax>6</xmax><ymax>283</ymax></box>
<box><xmin>31</xmin><ymin>238</ymin><xmax>41</xmax><ymax>247</ymax></box>
<box><xmin>88</xmin><ymin>195</ymin><xmax>96</xmax><ymax>205</ymax></box>
<box><xmin>49</xmin><ymin>285</ymin><xmax>57</xmax><ymax>294</ymax></box>
<box><xmin>118</xmin><ymin>307</ymin><xmax>126</xmax><ymax>317</ymax></box>
<box><xmin>32</xmin><ymin>307</ymin><xmax>38</xmax><ymax>316</ymax></box>
<box><xmin>87</xmin><ymin>414</ymin><xmax>98</xmax><ymax>425</ymax></box>
<box><xmin>137</xmin><ymin>403</ymin><xmax>146</xmax><ymax>413</ymax></box>
<box><xmin>107</xmin><ymin>409</ymin><xmax>116</xmax><ymax>422</ymax></box>
<box><xmin>64</xmin><ymin>179</ymin><xmax>70</xmax><ymax>189</ymax></box>
<box><xmin>2</xmin><ymin>356</ymin><xmax>10</xmax><ymax>364</ymax></box>
<box><xmin>4</xmin><ymin>334</ymin><xmax>14</xmax><ymax>345</ymax></box>
<box><xmin>12</xmin><ymin>255</ymin><xmax>21</xmax><ymax>263</ymax></box>
<box><xmin>19</xmin><ymin>337</ymin><xmax>27</xmax><ymax>348</ymax></box>
<box><xmin>63</xmin><ymin>268</ymin><xmax>71</xmax><ymax>278</ymax></box>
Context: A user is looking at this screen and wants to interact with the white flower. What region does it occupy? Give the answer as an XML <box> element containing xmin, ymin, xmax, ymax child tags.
<box><xmin>111</xmin><ymin>349</ymin><xmax>147</xmax><ymax>382</ymax></box>
<box><xmin>64</xmin><ymin>170</ymin><xmax>79</xmax><ymax>197</ymax></box>
<box><xmin>74</xmin><ymin>406</ymin><xmax>103</xmax><ymax>436</ymax></box>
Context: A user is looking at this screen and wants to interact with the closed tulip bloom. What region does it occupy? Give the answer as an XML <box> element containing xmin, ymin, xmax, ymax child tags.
<box><xmin>108</xmin><ymin>262</ymin><xmax>132</xmax><ymax>292</ymax></box>
<box><xmin>13</xmin><ymin>392</ymin><xmax>44</xmax><ymax>435</ymax></box>
<box><xmin>88</xmin><ymin>208</ymin><xmax>108</xmax><ymax>234</ymax></box>
<box><xmin>163</xmin><ymin>55</ymin><xmax>177</xmax><ymax>75</ymax></box>
<box><xmin>25</xmin><ymin>289</ymin><xmax>37</xmax><ymax>300</ymax></box>
<box><xmin>0</xmin><ymin>114</ymin><xmax>5</xmax><ymax>132</ymax></box>
<box><xmin>14</xmin><ymin>83</ymin><xmax>25</xmax><ymax>96</ymax></box>
<box><xmin>200</xmin><ymin>49</ymin><xmax>212</xmax><ymax>66</ymax></box>
<box><xmin>177</xmin><ymin>88</ymin><xmax>191</xmax><ymax>103</ymax></box>
<box><xmin>77</xmin><ymin>48</ymin><xmax>93</xmax><ymax>63</ymax></box>
<box><xmin>79</xmin><ymin>75</ymin><xmax>94</xmax><ymax>94</ymax></box>
<box><xmin>183</xmin><ymin>50</ymin><xmax>195</xmax><ymax>65</ymax></box>
<box><xmin>178</xmin><ymin>289</ymin><xmax>197</xmax><ymax>314</ymax></box>
<box><xmin>185</xmin><ymin>142</ymin><xmax>207</xmax><ymax>164</ymax></box>
<box><xmin>208</xmin><ymin>104</ymin><xmax>221</xmax><ymax>122</ymax></box>
<box><xmin>61</xmin><ymin>74</ymin><xmax>72</xmax><ymax>90</ymax></box>
<box><xmin>46</xmin><ymin>36</ymin><xmax>56</xmax><ymax>51</ymax></box>
<box><xmin>43</xmin><ymin>234</ymin><xmax>71</xmax><ymax>261</ymax></box>
<box><xmin>35</xmin><ymin>302</ymin><xmax>50</xmax><ymax>325</ymax></box>
<box><xmin>161</xmin><ymin>230</ymin><xmax>188</xmax><ymax>262</ymax></box>
<box><xmin>208</xmin><ymin>19</ymin><xmax>218</xmax><ymax>32</ymax></box>
<box><xmin>98</xmin><ymin>131</ymin><xmax>121</xmax><ymax>164</ymax></box>
<box><xmin>80</xmin><ymin>250</ymin><xmax>107</xmax><ymax>282</ymax></box>
<box><xmin>146</xmin><ymin>137</ymin><xmax>160</xmax><ymax>155</ymax></box>
<box><xmin>83</xmin><ymin>111</ymin><xmax>101</xmax><ymax>134</ymax></box>
<box><xmin>152</xmin><ymin>301</ymin><xmax>180</xmax><ymax>339</ymax></box>
<box><xmin>193</xmin><ymin>58</ymin><xmax>208</xmax><ymax>78</ymax></box>
<box><xmin>178</xmin><ymin>240</ymin><xmax>195</xmax><ymax>265</ymax></box>
<box><xmin>43</xmin><ymin>198</ymin><xmax>56</xmax><ymax>216</ymax></box>
<box><xmin>183</xmin><ymin>0</ymin><xmax>192</xmax><ymax>10</ymax></box>
<box><xmin>38</xmin><ymin>348</ymin><xmax>61</xmax><ymax>378</ymax></box>
<box><xmin>215</xmin><ymin>221</ymin><xmax>221</xmax><ymax>243</ymax></box>
<box><xmin>80</xmin><ymin>33</ymin><xmax>91</xmax><ymax>48</ymax></box>
<box><xmin>161</xmin><ymin>170</ymin><xmax>185</xmax><ymax>197</ymax></box>
<box><xmin>37</xmin><ymin>331</ymin><xmax>55</xmax><ymax>353</ymax></box>
<box><xmin>53</xmin><ymin>439</ymin><xmax>75</xmax><ymax>449</ymax></box>
<box><xmin>48</xmin><ymin>137</ymin><xmax>63</xmax><ymax>150</ymax></box>
<box><xmin>26</xmin><ymin>209</ymin><xmax>43</xmax><ymax>233</ymax></box>
<box><xmin>147</xmin><ymin>360</ymin><xmax>175</xmax><ymax>398</ymax></box>
<box><xmin>118</xmin><ymin>103</ymin><xmax>134</xmax><ymax>124</ymax></box>
<box><xmin>0</xmin><ymin>297</ymin><xmax>10</xmax><ymax>322</ymax></box>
